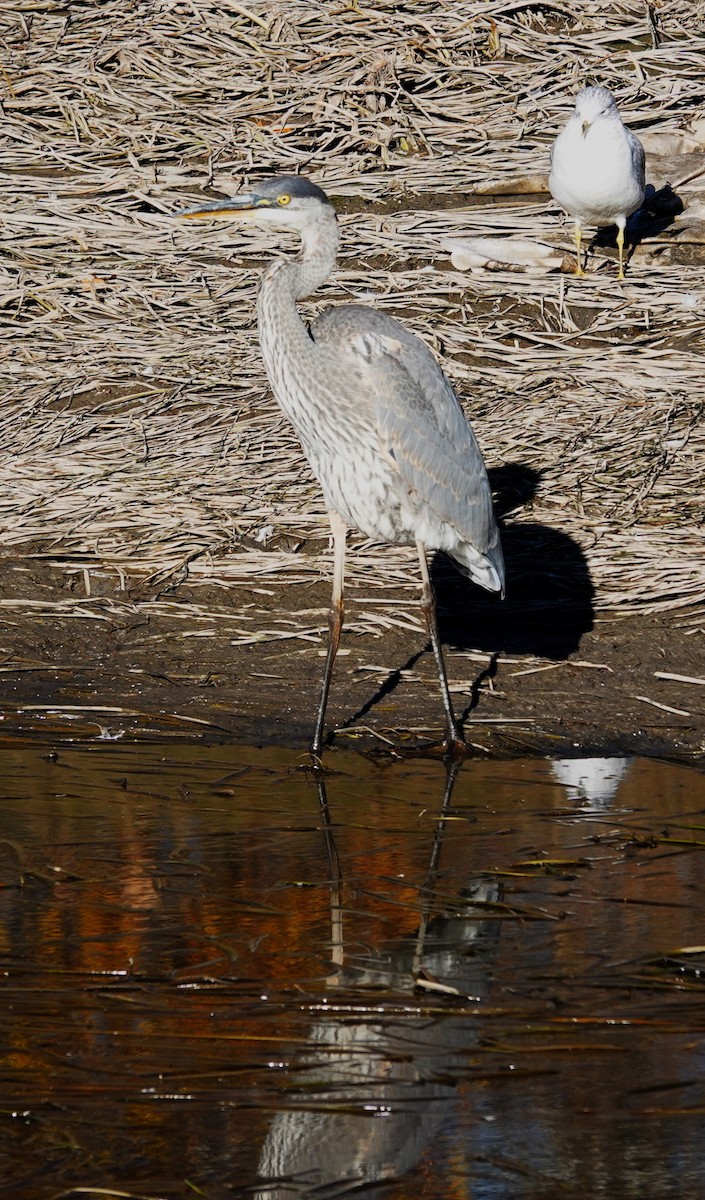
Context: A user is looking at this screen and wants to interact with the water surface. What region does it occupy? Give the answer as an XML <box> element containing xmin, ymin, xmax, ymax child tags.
<box><xmin>0</xmin><ymin>745</ymin><xmax>703</xmax><ymax>1198</ymax></box>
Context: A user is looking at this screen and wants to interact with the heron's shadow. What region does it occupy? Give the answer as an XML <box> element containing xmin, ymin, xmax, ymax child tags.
<box><xmin>434</xmin><ymin>462</ymin><xmax>594</xmax><ymax>660</ymax></box>
<box><xmin>347</xmin><ymin>462</ymin><xmax>595</xmax><ymax>729</ymax></box>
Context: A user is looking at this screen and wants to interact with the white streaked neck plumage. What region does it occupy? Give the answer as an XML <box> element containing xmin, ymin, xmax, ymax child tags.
<box><xmin>258</xmin><ymin>205</ymin><xmax>339</xmax><ymax>312</ymax></box>
<box><xmin>255</xmin><ymin>205</ymin><xmax>340</xmax><ymax>438</ymax></box>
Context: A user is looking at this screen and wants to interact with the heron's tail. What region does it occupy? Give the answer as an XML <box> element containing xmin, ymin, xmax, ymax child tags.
<box><xmin>450</xmin><ymin>537</ymin><xmax>505</xmax><ymax>598</ymax></box>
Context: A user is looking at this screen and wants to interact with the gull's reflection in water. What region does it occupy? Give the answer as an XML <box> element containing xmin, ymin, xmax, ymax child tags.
<box><xmin>256</xmin><ymin>763</ymin><xmax>501</xmax><ymax>1199</ymax></box>
<box><xmin>551</xmin><ymin>757</ymin><xmax>631</xmax><ymax>809</ymax></box>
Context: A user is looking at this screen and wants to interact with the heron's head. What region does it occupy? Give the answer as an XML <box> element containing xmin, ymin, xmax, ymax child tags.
<box><xmin>573</xmin><ymin>85</ymin><xmax>619</xmax><ymax>136</ymax></box>
<box><xmin>181</xmin><ymin>174</ymin><xmax>336</xmax><ymax>233</ymax></box>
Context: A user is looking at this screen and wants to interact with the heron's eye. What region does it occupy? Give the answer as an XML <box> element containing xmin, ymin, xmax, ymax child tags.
<box><xmin>278</xmin><ymin>194</ymin><xmax>291</xmax><ymax>206</ymax></box>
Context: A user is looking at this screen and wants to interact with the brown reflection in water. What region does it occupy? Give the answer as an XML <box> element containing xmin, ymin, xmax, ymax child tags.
<box><xmin>0</xmin><ymin>745</ymin><xmax>702</xmax><ymax>1198</ymax></box>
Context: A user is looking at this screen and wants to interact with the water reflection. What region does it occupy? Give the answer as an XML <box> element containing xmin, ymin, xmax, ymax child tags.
<box><xmin>551</xmin><ymin>756</ymin><xmax>631</xmax><ymax>808</ymax></box>
<box><xmin>0</xmin><ymin>746</ymin><xmax>703</xmax><ymax>1198</ymax></box>
<box><xmin>257</xmin><ymin>765</ymin><xmax>502</xmax><ymax>1197</ymax></box>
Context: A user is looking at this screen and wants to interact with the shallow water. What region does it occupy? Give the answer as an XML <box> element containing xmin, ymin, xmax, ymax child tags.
<box><xmin>0</xmin><ymin>744</ymin><xmax>703</xmax><ymax>1199</ymax></box>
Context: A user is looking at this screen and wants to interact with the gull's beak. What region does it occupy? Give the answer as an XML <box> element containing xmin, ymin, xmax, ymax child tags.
<box><xmin>181</xmin><ymin>193</ymin><xmax>271</xmax><ymax>220</ymax></box>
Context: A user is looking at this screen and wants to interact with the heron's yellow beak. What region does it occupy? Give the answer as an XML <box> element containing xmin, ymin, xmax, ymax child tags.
<box><xmin>581</xmin><ymin>119</ymin><xmax>591</xmax><ymax>136</ymax></box>
<box><xmin>181</xmin><ymin>194</ymin><xmax>270</xmax><ymax>220</ymax></box>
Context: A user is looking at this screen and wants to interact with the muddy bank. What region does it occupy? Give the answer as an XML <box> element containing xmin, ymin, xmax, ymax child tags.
<box><xmin>0</xmin><ymin>559</ymin><xmax>702</xmax><ymax>762</ymax></box>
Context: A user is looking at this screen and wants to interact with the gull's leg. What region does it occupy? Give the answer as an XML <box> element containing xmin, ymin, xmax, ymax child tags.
<box><xmin>616</xmin><ymin>219</ymin><xmax>626</xmax><ymax>281</ymax></box>
<box><xmin>573</xmin><ymin>220</ymin><xmax>586</xmax><ymax>276</ymax></box>
<box><xmin>416</xmin><ymin>539</ymin><xmax>465</xmax><ymax>752</ymax></box>
<box><xmin>311</xmin><ymin>510</ymin><xmax>347</xmax><ymax>758</ymax></box>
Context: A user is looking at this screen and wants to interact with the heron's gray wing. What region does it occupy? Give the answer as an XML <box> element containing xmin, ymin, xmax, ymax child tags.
<box><xmin>312</xmin><ymin>305</ymin><xmax>497</xmax><ymax>557</ymax></box>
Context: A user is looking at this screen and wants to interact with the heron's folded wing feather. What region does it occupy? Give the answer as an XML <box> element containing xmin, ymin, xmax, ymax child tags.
<box><xmin>345</xmin><ymin>327</ymin><xmax>497</xmax><ymax>555</ymax></box>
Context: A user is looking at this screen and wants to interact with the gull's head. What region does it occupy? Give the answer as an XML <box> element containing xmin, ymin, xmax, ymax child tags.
<box><xmin>573</xmin><ymin>85</ymin><xmax>619</xmax><ymax>136</ymax></box>
<box><xmin>181</xmin><ymin>174</ymin><xmax>336</xmax><ymax>234</ymax></box>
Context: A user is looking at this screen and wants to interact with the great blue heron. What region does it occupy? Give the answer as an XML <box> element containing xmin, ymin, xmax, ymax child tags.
<box><xmin>549</xmin><ymin>86</ymin><xmax>645</xmax><ymax>280</ymax></box>
<box><xmin>183</xmin><ymin>175</ymin><xmax>504</xmax><ymax>755</ymax></box>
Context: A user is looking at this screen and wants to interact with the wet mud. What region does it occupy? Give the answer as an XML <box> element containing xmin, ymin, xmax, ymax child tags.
<box><xmin>0</xmin><ymin>555</ymin><xmax>702</xmax><ymax>761</ymax></box>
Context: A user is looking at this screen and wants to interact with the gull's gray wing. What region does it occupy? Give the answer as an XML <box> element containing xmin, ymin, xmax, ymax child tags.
<box><xmin>628</xmin><ymin>128</ymin><xmax>646</xmax><ymax>193</ymax></box>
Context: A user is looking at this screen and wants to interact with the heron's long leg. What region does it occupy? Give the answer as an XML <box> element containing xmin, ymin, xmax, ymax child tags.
<box><xmin>311</xmin><ymin>511</ymin><xmax>347</xmax><ymax>758</ymax></box>
<box><xmin>416</xmin><ymin>539</ymin><xmax>464</xmax><ymax>751</ymax></box>
<box><xmin>616</xmin><ymin>221</ymin><xmax>626</xmax><ymax>281</ymax></box>
<box><xmin>573</xmin><ymin>220</ymin><xmax>586</xmax><ymax>276</ymax></box>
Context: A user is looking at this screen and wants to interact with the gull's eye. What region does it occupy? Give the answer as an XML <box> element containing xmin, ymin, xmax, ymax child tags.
<box><xmin>278</xmin><ymin>193</ymin><xmax>291</xmax><ymax>206</ymax></box>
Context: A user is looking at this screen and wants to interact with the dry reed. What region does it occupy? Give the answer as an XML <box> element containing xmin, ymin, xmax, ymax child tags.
<box><xmin>1</xmin><ymin>0</ymin><xmax>704</xmax><ymax>648</ymax></box>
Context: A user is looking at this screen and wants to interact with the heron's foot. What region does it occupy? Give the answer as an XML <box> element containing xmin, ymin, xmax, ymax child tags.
<box><xmin>617</xmin><ymin>268</ymin><xmax>626</xmax><ymax>282</ymax></box>
<box><xmin>443</xmin><ymin>731</ymin><xmax>469</xmax><ymax>760</ymax></box>
<box><xmin>309</xmin><ymin>721</ymin><xmax>332</xmax><ymax>761</ymax></box>
<box><xmin>305</xmin><ymin>748</ymin><xmax>335</xmax><ymax>776</ymax></box>
<box><xmin>574</xmin><ymin>262</ymin><xmax>586</xmax><ymax>277</ymax></box>
<box><xmin>308</xmin><ymin>742</ymin><xmax>327</xmax><ymax>767</ymax></box>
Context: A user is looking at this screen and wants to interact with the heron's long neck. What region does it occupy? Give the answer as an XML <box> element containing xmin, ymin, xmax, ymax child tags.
<box><xmin>257</xmin><ymin>211</ymin><xmax>339</xmax><ymax>392</ymax></box>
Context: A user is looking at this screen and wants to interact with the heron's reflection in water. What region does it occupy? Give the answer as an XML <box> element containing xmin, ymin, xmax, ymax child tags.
<box><xmin>256</xmin><ymin>762</ymin><xmax>502</xmax><ymax>1198</ymax></box>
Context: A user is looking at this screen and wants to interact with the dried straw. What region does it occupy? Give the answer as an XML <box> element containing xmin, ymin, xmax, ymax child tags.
<box><xmin>1</xmin><ymin>0</ymin><xmax>704</xmax><ymax>647</ymax></box>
